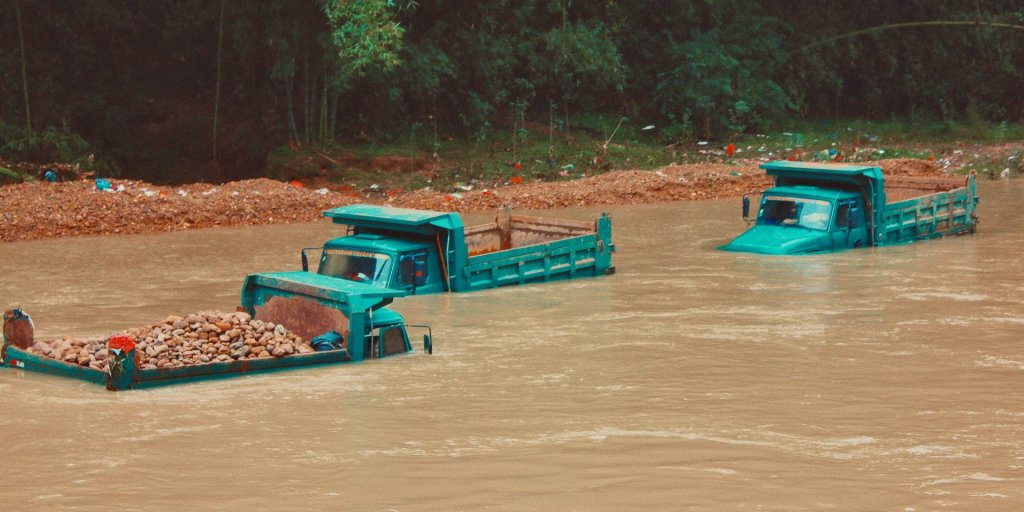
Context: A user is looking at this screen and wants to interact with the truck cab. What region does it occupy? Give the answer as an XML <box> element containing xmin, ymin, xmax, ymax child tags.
<box><xmin>724</xmin><ymin>186</ymin><xmax>870</xmax><ymax>254</ymax></box>
<box><xmin>315</xmin><ymin>234</ymin><xmax>444</xmax><ymax>295</ymax></box>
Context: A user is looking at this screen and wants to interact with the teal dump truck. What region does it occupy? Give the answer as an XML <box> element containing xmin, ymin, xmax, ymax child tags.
<box><xmin>722</xmin><ymin>161</ymin><xmax>979</xmax><ymax>255</ymax></box>
<box><xmin>302</xmin><ymin>204</ymin><xmax>615</xmax><ymax>294</ymax></box>
<box><xmin>1</xmin><ymin>273</ymin><xmax>431</xmax><ymax>391</ymax></box>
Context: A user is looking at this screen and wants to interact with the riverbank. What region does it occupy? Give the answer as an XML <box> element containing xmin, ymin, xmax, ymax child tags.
<box><xmin>0</xmin><ymin>158</ymin><xmax>958</xmax><ymax>243</ymax></box>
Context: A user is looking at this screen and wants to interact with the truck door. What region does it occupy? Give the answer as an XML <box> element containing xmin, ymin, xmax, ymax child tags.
<box><xmin>398</xmin><ymin>250</ymin><xmax>429</xmax><ymax>294</ymax></box>
<box><xmin>832</xmin><ymin>200</ymin><xmax>868</xmax><ymax>249</ymax></box>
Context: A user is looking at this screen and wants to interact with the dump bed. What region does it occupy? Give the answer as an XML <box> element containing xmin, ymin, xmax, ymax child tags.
<box><xmin>462</xmin><ymin>213</ymin><xmax>614</xmax><ymax>290</ymax></box>
<box><xmin>877</xmin><ymin>173</ymin><xmax>978</xmax><ymax>244</ymax></box>
<box><xmin>2</xmin><ymin>308</ymin><xmax>355</xmax><ymax>391</ymax></box>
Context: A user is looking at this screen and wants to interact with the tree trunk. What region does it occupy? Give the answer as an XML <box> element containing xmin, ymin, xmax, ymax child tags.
<box><xmin>302</xmin><ymin>44</ymin><xmax>310</xmax><ymax>143</ymax></box>
<box><xmin>319</xmin><ymin>71</ymin><xmax>329</xmax><ymax>144</ymax></box>
<box><xmin>213</xmin><ymin>0</ymin><xmax>226</xmax><ymax>162</ymax></box>
<box><xmin>329</xmin><ymin>75</ymin><xmax>339</xmax><ymax>143</ymax></box>
<box><xmin>15</xmin><ymin>0</ymin><xmax>33</xmax><ymax>138</ymax></box>
<box><xmin>285</xmin><ymin>72</ymin><xmax>298</xmax><ymax>143</ymax></box>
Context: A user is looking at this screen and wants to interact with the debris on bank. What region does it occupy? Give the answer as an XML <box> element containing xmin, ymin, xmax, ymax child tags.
<box><xmin>0</xmin><ymin>159</ymin><xmax>964</xmax><ymax>243</ymax></box>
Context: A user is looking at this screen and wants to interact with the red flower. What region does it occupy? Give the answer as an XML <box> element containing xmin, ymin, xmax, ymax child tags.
<box><xmin>108</xmin><ymin>335</ymin><xmax>136</xmax><ymax>352</ymax></box>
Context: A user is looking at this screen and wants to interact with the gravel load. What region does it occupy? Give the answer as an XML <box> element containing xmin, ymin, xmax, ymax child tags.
<box><xmin>25</xmin><ymin>311</ymin><xmax>316</xmax><ymax>372</ymax></box>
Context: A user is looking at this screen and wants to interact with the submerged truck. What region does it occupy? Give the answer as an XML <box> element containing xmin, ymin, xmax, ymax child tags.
<box><xmin>302</xmin><ymin>204</ymin><xmax>615</xmax><ymax>294</ymax></box>
<box><xmin>2</xmin><ymin>272</ymin><xmax>431</xmax><ymax>391</ymax></box>
<box><xmin>722</xmin><ymin>161</ymin><xmax>979</xmax><ymax>255</ymax></box>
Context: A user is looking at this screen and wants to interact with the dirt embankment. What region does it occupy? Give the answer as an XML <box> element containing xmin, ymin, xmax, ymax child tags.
<box><xmin>0</xmin><ymin>158</ymin><xmax>949</xmax><ymax>243</ymax></box>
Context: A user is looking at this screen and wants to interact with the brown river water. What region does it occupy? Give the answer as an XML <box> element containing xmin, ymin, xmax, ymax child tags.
<box><xmin>1</xmin><ymin>179</ymin><xmax>1022</xmax><ymax>511</ymax></box>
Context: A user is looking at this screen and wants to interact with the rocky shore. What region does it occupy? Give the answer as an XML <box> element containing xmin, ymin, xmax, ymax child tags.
<box><xmin>0</xmin><ymin>158</ymin><xmax>947</xmax><ymax>243</ymax></box>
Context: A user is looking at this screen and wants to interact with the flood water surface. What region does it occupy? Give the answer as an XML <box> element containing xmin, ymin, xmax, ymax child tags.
<box><xmin>2</xmin><ymin>180</ymin><xmax>1023</xmax><ymax>511</ymax></box>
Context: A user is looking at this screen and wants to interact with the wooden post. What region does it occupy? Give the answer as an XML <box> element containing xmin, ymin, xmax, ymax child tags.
<box><xmin>498</xmin><ymin>206</ymin><xmax>512</xmax><ymax>250</ymax></box>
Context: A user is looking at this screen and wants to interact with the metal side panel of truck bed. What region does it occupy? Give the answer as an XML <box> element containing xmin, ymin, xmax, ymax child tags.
<box><xmin>463</xmin><ymin>226</ymin><xmax>613</xmax><ymax>290</ymax></box>
<box><xmin>878</xmin><ymin>174</ymin><xmax>978</xmax><ymax>244</ymax></box>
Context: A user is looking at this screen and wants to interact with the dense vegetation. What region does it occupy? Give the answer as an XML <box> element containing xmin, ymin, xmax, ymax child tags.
<box><xmin>2</xmin><ymin>0</ymin><xmax>1022</xmax><ymax>182</ymax></box>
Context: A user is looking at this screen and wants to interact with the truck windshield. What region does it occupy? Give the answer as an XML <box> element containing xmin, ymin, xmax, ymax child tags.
<box><xmin>318</xmin><ymin>249</ymin><xmax>391</xmax><ymax>285</ymax></box>
<box><xmin>758</xmin><ymin>196</ymin><xmax>833</xmax><ymax>231</ymax></box>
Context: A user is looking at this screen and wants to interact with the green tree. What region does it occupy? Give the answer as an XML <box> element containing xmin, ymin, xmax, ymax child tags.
<box><xmin>653</xmin><ymin>3</ymin><xmax>791</xmax><ymax>140</ymax></box>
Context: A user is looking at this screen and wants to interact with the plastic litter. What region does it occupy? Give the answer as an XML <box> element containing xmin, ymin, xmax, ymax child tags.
<box><xmin>95</xmin><ymin>178</ymin><xmax>111</xmax><ymax>191</ymax></box>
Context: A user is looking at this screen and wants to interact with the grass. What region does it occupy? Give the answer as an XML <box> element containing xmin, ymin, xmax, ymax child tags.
<box><xmin>264</xmin><ymin>117</ymin><xmax>1024</xmax><ymax>194</ymax></box>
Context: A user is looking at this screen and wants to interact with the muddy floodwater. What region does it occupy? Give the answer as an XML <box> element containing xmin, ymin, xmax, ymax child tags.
<box><xmin>2</xmin><ymin>179</ymin><xmax>1022</xmax><ymax>511</ymax></box>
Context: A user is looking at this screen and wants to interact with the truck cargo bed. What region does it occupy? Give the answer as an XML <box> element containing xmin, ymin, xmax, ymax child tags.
<box><xmin>463</xmin><ymin>212</ymin><xmax>614</xmax><ymax>290</ymax></box>
<box><xmin>3</xmin><ymin>342</ymin><xmax>351</xmax><ymax>390</ymax></box>
<box><xmin>880</xmin><ymin>174</ymin><xmax>977</xmax><ymax>243</ymax></box>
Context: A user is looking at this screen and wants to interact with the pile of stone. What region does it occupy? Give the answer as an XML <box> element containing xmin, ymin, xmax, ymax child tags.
<box><xmin>24</xmin><ymin>311</ymin><xmax>315</xmax><ymax>372</ymax></box>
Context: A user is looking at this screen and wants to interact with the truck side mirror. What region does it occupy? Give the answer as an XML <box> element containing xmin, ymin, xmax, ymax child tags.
<box><xmin>742</xmin><ymin>196</ymin><xmax>751</xmax><ymax>220</ymax></box>
<box><xmin>410</xmin><ymin>324</ymin><xmax>433</xmax><ymax>355</ymax></box>
<box><xmin>300</xmin><ymin>247</ymin><xmax>322</xmax><ymax>272</ymax></box>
